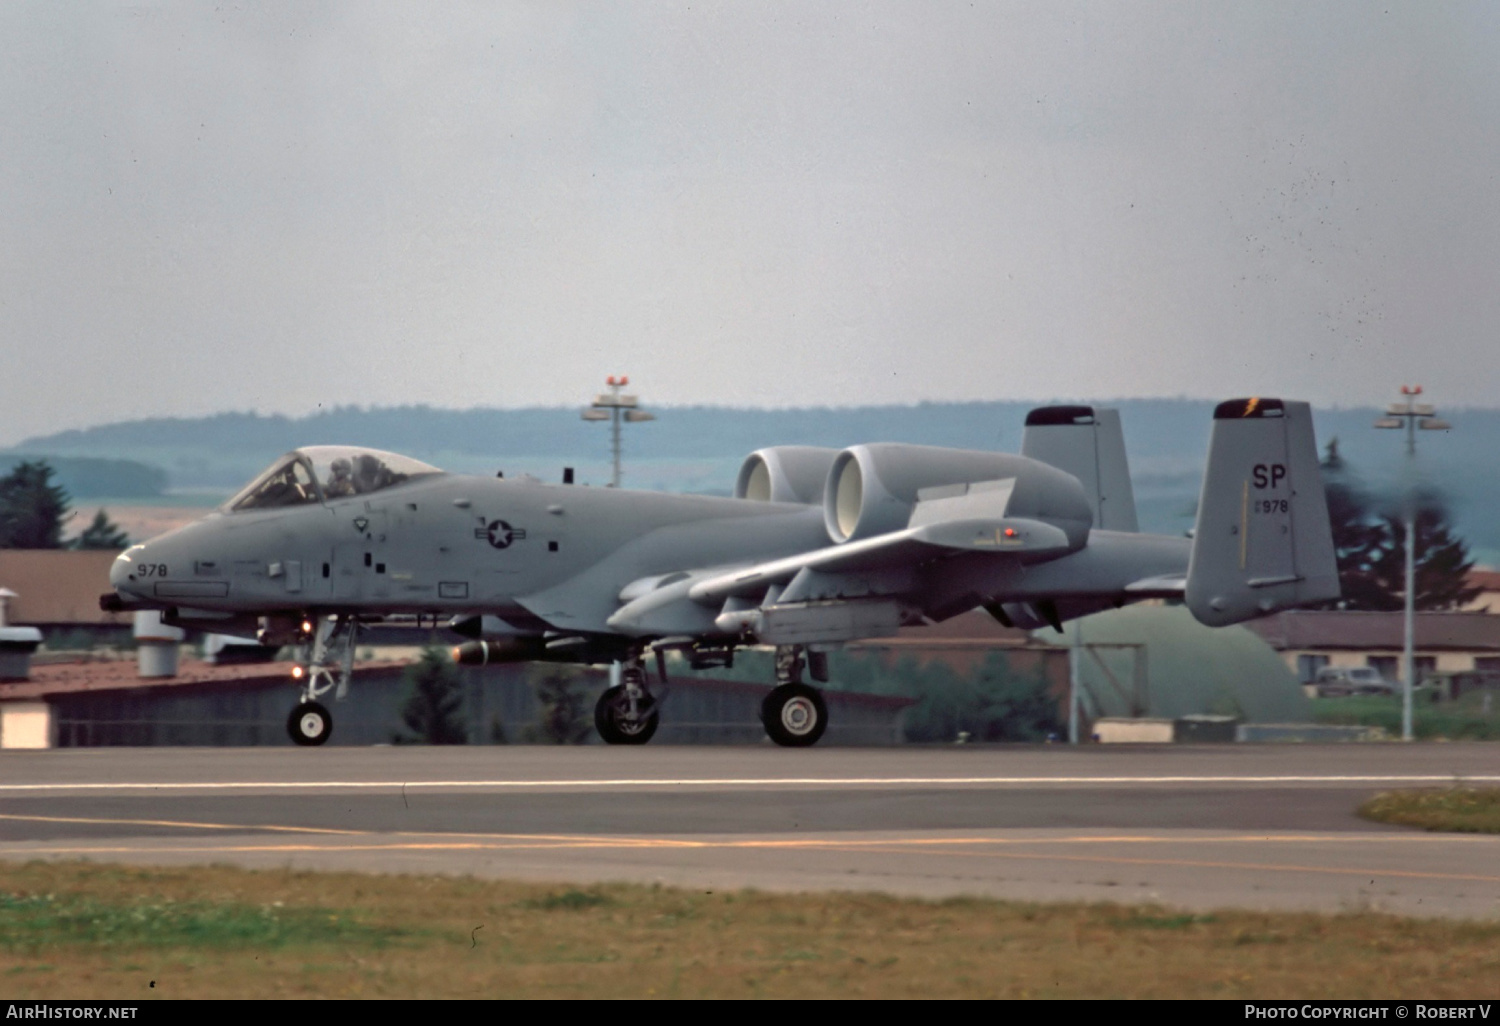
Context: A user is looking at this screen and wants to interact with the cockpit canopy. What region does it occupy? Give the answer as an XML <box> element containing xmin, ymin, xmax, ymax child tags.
<box><xmin>226</xmin><ymin>447</ymin><xmax>443</xmax><ymax>512</ymax></box>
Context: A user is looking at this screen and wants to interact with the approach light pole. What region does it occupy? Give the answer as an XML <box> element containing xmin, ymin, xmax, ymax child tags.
<box><xmin>582</xmin><ymin>375</ymin><xmax>655</xmax><ymax>487</ymax></box>
<box><xmin>1373</xmin><ymin>385</ymin><xmax>1452</xmax><ymax>742</ymax></box>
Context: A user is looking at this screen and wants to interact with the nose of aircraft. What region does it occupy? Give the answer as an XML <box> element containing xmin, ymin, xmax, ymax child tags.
<box><xmin>109</xmin><ymin>545</ymin><xmax>146</xmax><ymax>594</ymax></box>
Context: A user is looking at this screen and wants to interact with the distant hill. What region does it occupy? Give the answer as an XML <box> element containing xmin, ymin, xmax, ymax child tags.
<box><xmin>10</xmin><ymin>400</ymin><xmax>1499</xmax><ymax>562</ymax></box>
<box><xmin>0</xmin><ymin>455</ymin><xmax>168</xmax><ymax>500</ymax></box>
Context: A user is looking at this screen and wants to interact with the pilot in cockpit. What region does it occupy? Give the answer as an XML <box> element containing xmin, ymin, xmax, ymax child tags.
<box><xmin>227</xmin><ymin>447</ymin><xmax>436</xmax><ymax>512</ymax></box>
<box><xmin>324</xmin><ymin>458</ymin><xmax>356</xmax><ymax>498</ymax></box>
<box><xmin>352</xmin><ymin>454</ymin><xmax>401</xmax><ymax>493</ymax></box>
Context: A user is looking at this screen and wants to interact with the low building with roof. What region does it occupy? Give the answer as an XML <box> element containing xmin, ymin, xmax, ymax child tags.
<box><xmin>1241</xmin><ymin>610</ymin><xmax>1500</xmax><ymax>693</ymax></box>
<box><xmin>0</xmin><ymin>550</ymin><xmax>128</xmax><ymax>640</ymax></box>
<box><xmin>1463</xmin><ymin>570</ymin><xmax>1500</xmax><ymax>614</ymax></box>
<box><xmin>1</xmin><ymin>657</ymin><xmax>912</xmax><ymax>747</ymax></box>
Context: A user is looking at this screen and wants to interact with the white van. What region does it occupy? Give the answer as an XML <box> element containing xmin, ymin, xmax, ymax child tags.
<box><xmin>1314</xmin><ymin>666</ymin><xmax>1395</xmax><ymax>698</ymax></box>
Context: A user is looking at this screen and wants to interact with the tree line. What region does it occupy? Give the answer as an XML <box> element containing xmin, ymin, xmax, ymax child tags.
<box><xmin>0</xmin><ymin>460</ymin><xmax>129</xmax><ymax>550</ymax></box>
<box><xmin>1319</xmin><ymin>439</ymin><xmax>1478</xmax><ymax>611</ymax></box>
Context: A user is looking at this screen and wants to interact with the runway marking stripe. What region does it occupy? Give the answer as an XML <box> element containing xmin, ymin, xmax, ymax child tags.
<box><xmin>0</xmin><ymin>813</ymin><xmax>703</xmax><ymax>848</ymax></box>
<box><xmin>3</xmin><ymin>774</ymin><xmax>1498</xmax><ymax>792</ymax></box>
<box><xmin>6</xmin><ymin>839</ymin><xmax>1500</xmax><ymax>886</ymax></box>
<box><xmin>0</xmin><ymin>812</ymin><xmax>365</xmax><ymax>836</ymax></box>
<box><xmin>8</xmin><ymin>811</ymin><xmax>1500</xmax><ymax>849</ymax></box>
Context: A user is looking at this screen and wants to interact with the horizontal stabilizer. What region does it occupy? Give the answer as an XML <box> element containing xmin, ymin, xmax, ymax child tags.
<box><xmin>1123</xmin><ymin>574</ymin><xmax>1187</xmax><ymax>598</ymax></box>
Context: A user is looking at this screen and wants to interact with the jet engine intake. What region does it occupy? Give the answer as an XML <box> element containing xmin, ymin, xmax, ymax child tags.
<box><xmin>735</xmin><ymin>446</ymin><xmax>840</xmax><ymax>505</ymax></box>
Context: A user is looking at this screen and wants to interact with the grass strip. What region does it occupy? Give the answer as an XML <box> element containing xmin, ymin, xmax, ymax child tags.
<box><xmin>0</xmin><ymin>892</ymin><xmax>408</xmax><ymax>954</ymax></box>
<box><xmin>1311</xmin><ymin>692</ymin><xmax>1500</xmax><ymax>740</ymax></box>
<box><xmin>0</xmin><ymin>859</ymin><xmax>1497</xmax><ymax>999</ymax></box>
<box><xmin>1359</xmin><ymin>787</ymin><xmax>1500</xmax><ymax>834</ymax></box>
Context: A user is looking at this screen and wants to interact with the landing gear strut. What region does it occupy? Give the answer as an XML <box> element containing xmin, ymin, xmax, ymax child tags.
<box><xmin>595</xmin><ymin>658</ymin><xmax>659</xmax><ymax>745</ymax></box>
<box><xmin>286</xmin><ymin>615</ymin><xmax>358</xmax><ymax>746</ymax></box>
<box><xmin>762</xmin><ymin>645</ymin><xmax>829</xmax><ymax>747</ymax></box>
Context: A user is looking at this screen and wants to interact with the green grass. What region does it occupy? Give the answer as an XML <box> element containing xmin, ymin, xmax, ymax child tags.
<box><xmin>1118</xmin><ymin>913</ymin><xmax>1219</xmax><ymax>930</ymax></box>
<box><xmin>0</xmin><ymin>891</ymin><xmax>409</xmax><ymax>953</ymax></box>
<box><xmin>521</xmin><ymin>889</ymin><xmax>615</xmax><ymax>912</ymax></box>
<box><xmin>2</xmin><ymin>860</ymin><xmax>1499</xmax><ymax>998</ymax></box>
<box><xmin>1311</xmin><ymin>690</ymin><xmax>1500</xmax><ymax>740</ymax></box>
<box><xmin>1358</xmin><ymin>788</ymin><xmax>1500</xmax><ymax>834</ymax></box>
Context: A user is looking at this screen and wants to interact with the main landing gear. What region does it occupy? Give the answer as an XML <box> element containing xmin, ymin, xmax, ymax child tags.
<box><xmin>761</xmin><ymin>645</ymin><xmax>829</xmax><ymax>747</ymax></box>
<box><xmin>594</xmin><ymin>657</ymin><xmax>659</xmax><ymax>745</ymax></box>
<box><xmin>592</xmin><ymin>644</ymin><xmax>833</xmax><ymax>747</ymax></box>
<box><xmin>287</xmin><ymin>615</ymin><xmax>358</xmax><ymax>746</ymax></box>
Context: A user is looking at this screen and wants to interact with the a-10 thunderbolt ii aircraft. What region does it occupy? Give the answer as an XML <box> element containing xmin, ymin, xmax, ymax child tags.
<box><xmin>101</xmin><ymin>397</ymin><xmax>1338</xmax><ymax>747</ymax></box>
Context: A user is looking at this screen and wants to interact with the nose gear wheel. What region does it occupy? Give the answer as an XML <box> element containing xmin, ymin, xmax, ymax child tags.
<box><xmin>288</xmin><ymin>701</ymin><xmax>333</xmax><ymax>746</ymax></box>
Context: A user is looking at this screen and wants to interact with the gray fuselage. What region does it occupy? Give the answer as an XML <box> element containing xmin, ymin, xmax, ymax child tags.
<box><xmin>111</xmin><ymin>468</ymin><xmax>1191</xmax><ymax>639</ymax></box>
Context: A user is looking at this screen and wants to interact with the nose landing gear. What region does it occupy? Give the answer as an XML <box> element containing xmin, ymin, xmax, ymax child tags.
<box><xmin>286</xmin><ymin>615</ymin><xmax>358</xmax><ymax>746</ymax></box>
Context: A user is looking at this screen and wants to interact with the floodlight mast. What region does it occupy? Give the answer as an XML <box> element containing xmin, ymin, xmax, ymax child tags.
<box><xmin>1373</xmin><ymin>385</ymin><xmax>1453</xmax><ymax>742</ymax></box>
<box><xmin>582</xmin><ymin>375</ymin><xmax>656</xmax><ymax>487</ymax></box>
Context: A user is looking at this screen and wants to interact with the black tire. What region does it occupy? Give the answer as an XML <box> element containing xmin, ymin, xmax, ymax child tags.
<box><xmin>594</xmin><ymin>685</ymin><xmax>659</xmax><ymax>745</ymax></box>
<box><xmin>762</xmin><ymin>683</ymin><xmax>828</xmax><ymax>747</ymax></box>
<box><xmin>288</xmin><ymin>701</ymin><xmax>333</xmax><ymax>746</ymax></box>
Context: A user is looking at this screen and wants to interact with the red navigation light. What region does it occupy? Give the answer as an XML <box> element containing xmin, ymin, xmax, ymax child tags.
<box><xmin>1004</xmin><ymin>527</ymin><xmax>1017</xmax><ymax>538</ymax></box>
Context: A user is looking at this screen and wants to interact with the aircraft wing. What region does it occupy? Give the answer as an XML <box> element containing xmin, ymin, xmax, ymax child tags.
<box><xmin>686</xmin><ymin>516</ymin><xmax>1072</xmax><ymax>605</ymax></box>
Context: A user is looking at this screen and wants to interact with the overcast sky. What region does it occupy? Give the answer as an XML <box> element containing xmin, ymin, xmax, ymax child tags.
<box><xmin>2</xmin><ymin>2</ymin><xmax>1498</xmax><ymax>446</ymax></box>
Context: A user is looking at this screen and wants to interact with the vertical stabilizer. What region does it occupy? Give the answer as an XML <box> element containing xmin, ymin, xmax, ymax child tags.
<box><xmin>1021</xmin><ymin>405</ymin><xmax>1139</xmax><ymax>532</ymax></box>
<box><xmin>1185</xmin><ymin>398</ymin><xmax>1339</xmax><ymax>626</ymax></box>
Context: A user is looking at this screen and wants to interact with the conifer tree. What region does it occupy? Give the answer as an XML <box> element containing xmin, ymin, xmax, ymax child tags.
<box><xmin>1318</xmin><ymin>439</ymin><xmax>1389</xmax><ymax>609</ymax></box>
<box><xmin>398</xmin><ymin>647</ymin><xmax>468</xmax><ymax>744</ymax></box>
<box><xmin>0</xmin><ymin>460</ymin><xmax>71</xmax><ymax>549</ymax></box>
<box><xmin>75</xmin><ymin>509</ymin><xmax>130</xmax><ymax>550</ymax></box>
<box><xmin>1369</xmin><ymin>490</ymin><xmax>1482</xmax><ymax>612</ymax></box>
<box><xmin>524</xmin><ymin>666</ymin><xmax>593</xmax><ymax>744</ymax></box>
<box><xmin>1319</xmin><ymin>441</ymin><xmax>1480</xmax><ymax>611</ymax></box>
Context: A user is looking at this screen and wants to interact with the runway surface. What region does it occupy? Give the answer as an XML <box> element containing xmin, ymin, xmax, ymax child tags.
<box><xmin>1</xmin><ymin>744</ymin><xmax>1498</xmax><ymax>919</ymax></box>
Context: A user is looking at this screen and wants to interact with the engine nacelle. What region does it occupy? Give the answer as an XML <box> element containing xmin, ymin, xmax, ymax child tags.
<box><xmin>821</xmin><ymin>443</ymin><xmax>1094</xmax><ymax>545</ymax></box>
<box><xmin>735</xmin><ymin>446</ymin><xmax>840</xmax><ymax>505</ymax></box>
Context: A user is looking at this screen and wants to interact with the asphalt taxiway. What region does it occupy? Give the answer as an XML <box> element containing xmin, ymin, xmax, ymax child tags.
<box><xmin>1</xmin><ymin>744</ymin><xmax>1497</xmax><ymax>918</ymax></box>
